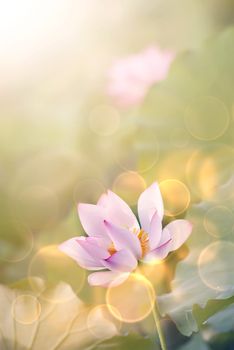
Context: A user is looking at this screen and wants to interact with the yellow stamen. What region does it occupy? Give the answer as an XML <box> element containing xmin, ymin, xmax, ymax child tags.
<box><xmin>107</xmin><ymin>228</ymin><xmax>150</xmax><ymax>259</ymax></box>
<box><xmin>108</xmin><ymin>242</ymin><xmax>117</xmax><ymax>256</ymax></box>
<box><xmin>137</xmin><ymin>229</ymin><xmax>150</xmax><ymax>258</ymax></box>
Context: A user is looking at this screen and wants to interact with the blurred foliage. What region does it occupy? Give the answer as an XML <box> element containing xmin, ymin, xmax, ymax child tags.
<box><xmin>94</xmin><ymin>335</ymin><xmax>156</xmax><ymax>350</ymax></box>
<box><xmin>138</xmin><ymin>27</ymin><xmax>234</xmax><ymax>337</ymax></box>
<box><xmin>0</xmin><ymin>282</ymin><xmax>118</xmax><ymax>350</ymax></box>
<box><xmin>206</xmin><ymin>303</ymin><xmax>234</xmax><ymax>333</ymax></box>
<box><xmin>179</xmin><ymin>334</ymin><xmax>210</xmax><ymax>350</ymax></box>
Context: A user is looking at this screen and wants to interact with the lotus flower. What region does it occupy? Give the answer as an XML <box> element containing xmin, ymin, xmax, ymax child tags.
<box><xmin>59</xmin><ymin>183</ymin><xmax>192</xmax><ymax>287</ymax></box>
<box><xmin>107</xmin><ymin>46</ymin><xmax>175</xmax><ymax>108</ymax></box>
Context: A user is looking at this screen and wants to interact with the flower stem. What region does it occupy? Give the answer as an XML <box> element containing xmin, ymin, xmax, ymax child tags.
<box><xmin>152</xmin><ymin>299</ymin><xmax>167</xmax><ymax>350</ymax></box>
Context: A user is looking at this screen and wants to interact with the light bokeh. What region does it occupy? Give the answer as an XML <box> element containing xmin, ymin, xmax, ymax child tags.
<box><xmin>106</xmin><ymin>273</ymin><xmax>155</xmax><ymax>323</ymax></box>
<box><xmin>0</xmin><ymin>1</ymin><xmax>234</xmax><ymax>349</ymax></box>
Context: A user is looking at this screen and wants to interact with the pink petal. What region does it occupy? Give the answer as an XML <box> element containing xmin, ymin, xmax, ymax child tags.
<box><xmin>76</xmin><ymin>237</ymin><xmax>110</xmax><ymax>260</ymax></box>
<box><xmin>104</xmin><ymin>221</ymin><xmax>142</xmax><ymax>259</ymax></box>
<box><xmin>138</xmin><ymin>182</ymin><xmax>164</xmax><ymax>232</ymax></box>
<box><xmin>97</xmin><ymin>192</ymin><xmax>108</xmax><ymax>206</ymax></box>
<box><xmin>145</xmin><ymin>47</ymin><xmax>175</xmax><ymax>82</ymax></box>
<box><xmin>148</xmin><ymin>211</ymin><xmax>162</xmax><ymax>250</ymax></box>
<box><xmin>163</xmin><ymin>219</ymin><xmax>192</xmax><ymax>251</ymax></box>
<box><xmin>159</xmin><ymin>227</ymin><xmax>172</xmax><ymax>246</ymax></box>
<box><xmin>98</xmin><ymin>190</ymin><xmax>139</xmax><ymax>231</ymax></box>
<box><xmin>59</xmin><ymin>237</ymin><xmax>105</xmax><ymax>270</ymax></box>
<box><xmin>88</xmin><ymin>271</ymin><xmax>129</xmax><ymax>287</ymax></box>
<box><xmin>144</xmin><ymin>243</ymin><xmax>171</xmax><ymax>262</ymax></box>
<box><xmin>78</xmin><ymin>203</ymin><xmax>110</xmax><ymax>242</ymax></box>
<box><xmin>102</xmin><ymin>250</ymin><xmax>137</xmax><ymax>272</ymax></box>
<box><xmin>143</xmin><ymin>229</ymin><xmax>172</xmax><ymax>262</ymax></box>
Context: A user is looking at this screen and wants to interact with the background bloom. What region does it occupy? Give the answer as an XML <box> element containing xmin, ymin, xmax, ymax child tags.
<box><xmin>107</xmin><ymin>46</ymin><xmax>175</xmax><ymax>108</ymax></box>
<box><xmin>59</xmin><ymin>182</ymin><xmax>192</xmax><ymax>287</ymax></box>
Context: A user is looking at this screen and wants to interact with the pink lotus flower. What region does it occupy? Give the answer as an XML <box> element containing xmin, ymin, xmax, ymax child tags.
<box><xmin>107</xmin><ymin>46</ymin><xmax>175</xmax><ymax>108</ymax></box>
<box><xmin>59</xmin><ymin>182</ymin><xmax>192</xmax><ymax>287</ymax></box>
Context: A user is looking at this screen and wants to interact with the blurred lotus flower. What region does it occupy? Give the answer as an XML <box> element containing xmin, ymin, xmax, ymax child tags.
<box><xmin>107</xmin><ymin>47</ymin><xmax>175</xmax><ymax>108</ymax></box>
<box><xmin>59</xmin><ymin>183</ymin><xmax>192</xmax><ymax>287</ymax></box>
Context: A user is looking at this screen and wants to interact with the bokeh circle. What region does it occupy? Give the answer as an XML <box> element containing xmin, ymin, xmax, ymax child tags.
<box><xmin>11</xmin><ymin>295</ymin><xmax>41</xmax><ymax>324</ymax></box>
<box><xmin>87</xmin><ymin>304</ymin><xmax>121</xmax><ymax>338</ymax></box>
<box><xmin>112</xmin><ymin>171</ymin><xmax>146</xmax><ymax>205</ymax></box>
<box><xmin>159</xmin><ymin>179</ymin><xmax>190</xmax><ymax>216</ymax></box>
<box><xmin>184</xmin><ymin>96</ymin><xmax>229</xmax><ymax>141</ymax></box>
<box><xmin>106</xmin><ymin>273</ymin><xmax>155</xmax><ymax>323</ymax></box>
<box><xmin>203</xmin><ymin>206</ymin><xmax>234</xmax><ymax>238</ymax></box>
<box><xmin>198</xmin><ymin>241</ymin><xmax>234</xmax><ymax>291</ymax></box>
<box><xmin>28</xmin><ymin>245</ymin><xmax>86</xmax><ymax>302</ymax></box>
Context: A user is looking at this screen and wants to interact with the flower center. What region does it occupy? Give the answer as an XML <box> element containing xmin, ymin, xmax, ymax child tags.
<box><xmin>107</xmin><ymin>228</ymin><xmax>150</xmax><ymax>259</ymax></box>
<box><xmin>137</xmin><ymin>229</ymin><xmax>150</xmax><ymax>258</ymax></box>
<box><xmin>108</xmin><ymin>242</ymin><xmax>117</xmax><ymax>256</ymax></box>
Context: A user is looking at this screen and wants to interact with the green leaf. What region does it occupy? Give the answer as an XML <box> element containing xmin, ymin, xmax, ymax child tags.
<box><xmin>158</xmin><ymin>196</ymin><xmax>234</xmax><ymax>336</ymax></box>
<box><xmin>0</xmin><ymin>282</ymin><xmax>118</xmax><ymax>350</ymax></box>
<box><xmin>178</xmin><ymin>333</ymin><xmax>210</xmax><ymax>350</ymax></box>
<box><xmin>206</xmin><ymin>302</ymin><xmax>234</xmax><ymax>333</ymax></box>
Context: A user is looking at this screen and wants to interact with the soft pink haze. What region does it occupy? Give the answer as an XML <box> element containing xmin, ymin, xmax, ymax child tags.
<box><xmin>107</xmin><ymin>46</ymin><xmax>175</xmax><ymax>108</ymax></box>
